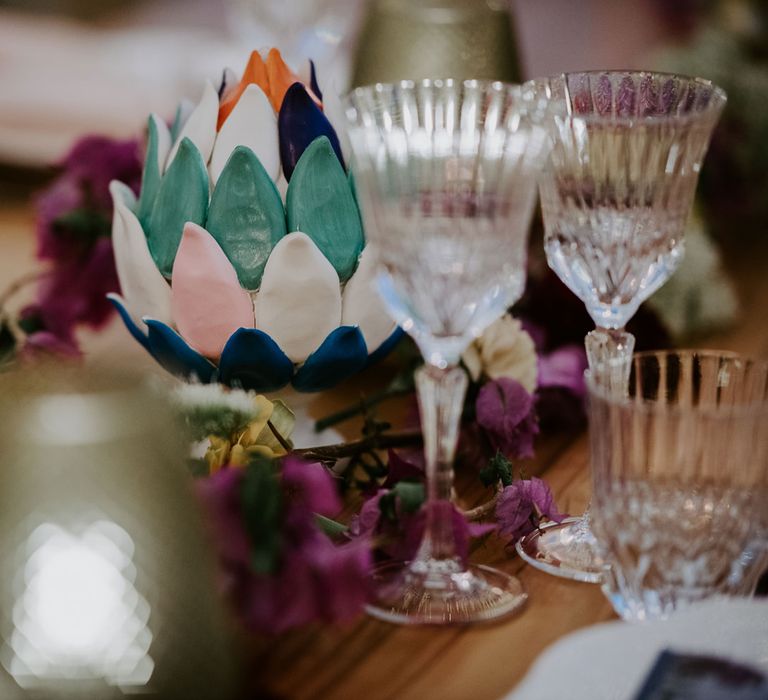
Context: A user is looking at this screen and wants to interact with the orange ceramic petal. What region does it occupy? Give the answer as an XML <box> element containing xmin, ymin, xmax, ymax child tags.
<box><xmin>171</xmin><ymin>222</ymin><xmax>255</xmax><ymax>359</ymax></box>
<box><xmin>218</xmin><ymin>50</ymin><xmax>270</xmax><ymax>130</ymax></box>
<box><xmin>265</xmin><ymin>47</ymin><xmax>321</xmax><ymax>113</ymax></box>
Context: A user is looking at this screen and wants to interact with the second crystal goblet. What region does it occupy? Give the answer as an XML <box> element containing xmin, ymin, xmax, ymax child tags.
<box><xmin>345</xmin><ymin>79</ymin><xmax>555</xmax><ymax>624</ymax></box>
<box><xmin>516</xmin><ymin>71</ymin><xmax>726</xmax><ymax>582</ymax></box>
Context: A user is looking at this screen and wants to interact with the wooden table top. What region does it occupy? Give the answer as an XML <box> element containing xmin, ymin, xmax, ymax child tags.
<box><xmin>1</xmin><ymin>198</ymin><xmax>767</xmax><ymax>700</ymax></box>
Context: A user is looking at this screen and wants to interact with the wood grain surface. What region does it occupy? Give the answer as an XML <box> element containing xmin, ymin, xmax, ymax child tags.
<box><xmin>1</xmin><ymin>199</ymin><xmax>766</xmax><ymax>700</ymax></box>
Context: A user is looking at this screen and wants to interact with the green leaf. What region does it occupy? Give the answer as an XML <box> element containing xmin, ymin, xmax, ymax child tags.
<box><xmin>52</xmin><ymin>208</ymin><xmax>111</xmax><ymax>245</ymax></box>
<box><xmin>207</xmin><ymin>146</ymin><xmax>286</xmax><ymax>290</ymax></box>
<box><xmin>137</xmin><ymin>115</ymin><xmax>165</xmax><ymax>227</ymax></box>
<box><xmin>146</xmin><ymin>137</ymin><xmax>209</xmax><ymax>277</ymax></box>
<box><xmin>240</xmin><ymin>456</ymin><xmax>283</xmax><ymax>574</ymax></box>
<box><xmin>378</xmin><ymin>481</ymin><xmax>426</xmax><ymax>523</ymax></box>
<box><xmin>315</xmin><ymin>514</ymin><xmax>348</xmax><ymax>538</ymax></box>
<box><xmin>393</xmin><ymin>481</ymin><xmax>425</xmax><ymax>514</ymax></box>
<box><xmin>479</xmin><ymin>451</ymin><xmax>514</xmax><ymax>488</ymax></box>
<box><xmin>286</xmin><ymin>136</ymin><xmax>364</xmax><ymax>282</ymax></box>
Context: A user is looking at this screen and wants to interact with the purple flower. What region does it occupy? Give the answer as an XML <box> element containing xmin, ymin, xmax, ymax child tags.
<box><xmin>382</xmin><ymin>449</ymin><xmax>424</xmax><ymax>489</ymax></box>
<box><xmin>60</xmin><ymin>135</ymin><xmax>142</xmax><ymax>211</ymax></box>
<box><xmin>350</xmin><ymin>490</ymin><xmax>492</xmax><ymax>566</ymax></box>
<box><xmin>475</xmin><ymin>377</ymin><xmax>539</xmax><ymax>460</ymax></box>
<box><xmin>26</xmin><ymin>237</ymin><xmax>120</xmax><ymax>341</ymax></box>
<box><xmin>19</xmin><ymin>330</ymin><xmax>81</xmax><ymax>361</ymax></box>
<box><xmin>197</xmin><ymin>457</ymin><xmax>372</xmax><ymax>635</ymax></box>
<box><xmin>538</xmin><ymin>344</ymin><xmax>588</xmax><ymax>397</ymax></box>
<box><xmin>496</xmin><ymin>477</ymin><xmax>566</xmax><ymax>541</ymax></box>
<box><xmin>24</xmin><ymin>134</ymin><xmax>142</xmax><ymax>359</ymax></box>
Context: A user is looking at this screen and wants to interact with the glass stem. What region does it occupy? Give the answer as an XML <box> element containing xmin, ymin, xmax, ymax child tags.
<box><xmin>585</xmin><ymin>327</ymin><xmax>635</xmax><ymax>396</ymax></box>
<box><xmin>413</xmin><ymin>363</ymin><xmax>468</xmax><ymax>565</ymax></box>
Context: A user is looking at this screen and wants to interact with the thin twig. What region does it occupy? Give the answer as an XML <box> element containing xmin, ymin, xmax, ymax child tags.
<box><xmin>314</xmin><ymin>387</ymin><xmax>412</xmax><ymax>431</ymax></box>
<box><xmin>267</xmin><ymin>419</ymin><xmax>292</xmax><ymax>453</ymax></box>
<box><xmin>0</xmin><ymin>270</ymin><xmax>47</xmax><ymax>310</ymax></box>
<box><xmin>293</xmin><ymin>428</ymin><xmax>422</xmax><ymax>463</ymax></box>
<box><xmin>462</xmin><ymin>482</ymin><xmax>504</xmax><ymax>521</ymax></box>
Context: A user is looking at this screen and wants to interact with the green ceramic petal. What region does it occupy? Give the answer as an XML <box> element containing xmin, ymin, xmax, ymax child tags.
<box><xmin>146</xmin><ymin>137</ymin><xmax>209</xmax><ymax>278</ymax></box>
<box><xmin>286</xmin><ymin>136</ymin><xmax>364</xmax><ymax>282</ymax></box>
<box><xmin>136</xmin><ymin>115</ymin><xmax>163</xmax><ymax>227</ymax></box>
<box><xmin>206</xmin><ymin>146</ymin><xmax>286</xmax><ymax>290</ymax></box>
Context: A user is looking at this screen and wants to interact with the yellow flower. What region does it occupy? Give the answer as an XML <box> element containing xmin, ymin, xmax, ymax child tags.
<box><xmin>205</xmin><ymin>435</ymin><xmax>233</xmax><ymax>474</ymax></box>
<box><xmin>462</xmin><ymin>314</ymin><xmax>538</xmax><ymax>392</ymax></box>
<box><xmin>203</xmin><ymin>394</ymin><xmax>296</xmax><ymax>473</ymax></box>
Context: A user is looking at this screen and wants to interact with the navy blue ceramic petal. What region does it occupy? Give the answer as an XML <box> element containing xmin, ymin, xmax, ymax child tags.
<box><xmin>292</xmin><ymin>326</ymin><xmax>368</xmax><ymax>392</ymax></box>
<box><xmin>144</xmin><ymin>318</ymin><xmax>216</xmax><ymax>383</ymax></box>
<box><xmin>278</xmin><ymin>82</ymin><xmax>345</xmax><ymax>181</ymax></box>
<box><xmin>365</xmin><ymin>326</ymin><xmax>405</xmax><ymax>368</ymax></box>
<box><xmin>309</xmin><ymin>60</ymin><xmax>323</xmax><ymax>102</ymax></box>
<box><xmin>218</xmin><ymin>328</ymin><xmax>294</xmax><ymax>393</ymax></box>
<box><xmin>107</xmin><ymin>294</ymin><xmax>151</xmax><ymax>352</ymax></box>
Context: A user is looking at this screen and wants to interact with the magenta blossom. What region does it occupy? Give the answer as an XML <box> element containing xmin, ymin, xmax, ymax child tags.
<box><xmin>24</xmin><ymin>134</ymin><xmax>142</xmax><ymax>359</ymax></box>
<box><xmin>350</xmin><ymin>490</ymin><xmax>492</xmax><ymax>566</ymax></box>
<box><xmin>538</xmin><ymin>344</ymin><xmax>588</xmax><ymax>397</ymax></box>
<box><xmin>475</xmin><ymin>377</ymin><xmax>539</xmax><ymax>460</ymax></box>
<box><xmin>496</xmin><ymin>477</ymin><xmax>567</xmax><ymax>541</ymax></box>
<box><xmin>197</xmin><ymin>457</ymin><xmax>372</xmax><ymax>634</ymax></box>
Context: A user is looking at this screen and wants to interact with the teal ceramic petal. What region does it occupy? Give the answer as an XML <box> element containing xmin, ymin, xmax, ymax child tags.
<box><xmin>146</xmin><ymin>137</ymin><xmax>209</xmax><ymax>277</ymax></box>
<box><xmin>144</xmin><ymin>318</ymin><xmax>216</xmax><ymax>382</ymax></box>
<box><xmin>348</xmin><ymin>170</ymin><xmax>360</xmax><ymax>211</ymax></box>
<box><xmin>107</xmin><ymin>293</ymin><xmax>150</xmax><ymax>351</ymax></box>
<box><xmin>136</xmin><ymin>115</ymin><xmax>167</xmax><ymax>227</ymax></box>
<box><xmin>286</xmin><ymin>136</ymin><xmax>363</xmax><ymax>282</ymax></box>
<box><xmin>218</xmin><ymin>328</ymin><xmax>294</xmax><ymax>392</ymax></box>
<box><xmin>206</xmin><ymin>146</ymin><xmax>286</xmax><ymax>290</ymax></box>
<box><xmin>291</xmin><ymin>326</ymin><xmax>367</xmax><ymax>392</ymax></box>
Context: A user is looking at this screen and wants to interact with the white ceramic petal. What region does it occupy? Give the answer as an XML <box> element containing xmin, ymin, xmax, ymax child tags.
<box><xmin>150</xmin><ymin>113</ymin><xmax>171</xmax><ymax>174</ymax></box>
<box><xmin>209</xmin><ymin>84</ymin><xmax>280</xmax><ymax>184</ymax></box>
<box><xmin>166</xmin><ymin>81</ymin><xmax>219</xmax><ymax>169</ymax></box>
<box><xmin>109</xmin><ymin>180</ymin><xmax>173</xmax><ymax>324</ymax></box>
<box><xmin>341</xmin><ymin>245</ymin><xmax>396</xmax><ymax>353</ymax></box>
<box><xmin>256</xmin><ymin>232</ymin><xmax>341</xmax><ymax>363</ymax></box>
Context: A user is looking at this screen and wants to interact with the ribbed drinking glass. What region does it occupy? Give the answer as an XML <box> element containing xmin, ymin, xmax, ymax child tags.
<box><xmin>516</xmin><ymin>71</ymin><xmax>727</xmax><ymax>582</ymax></box>
<box><xmin>344</xmin><ymin>79</ymin><xmax>555</xmax><ymax>624</ymax></box>
<box><xmin>588</xmin><ymin>350</ymin><xmax>768</xmax><ymax>621</ymax></box>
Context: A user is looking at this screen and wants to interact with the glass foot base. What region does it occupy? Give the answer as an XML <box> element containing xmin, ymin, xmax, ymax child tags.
<box><xmin>366</xmin><ymin>561</ymin><xmax>527</xmax><ymax>625</ymax></box>
<box><xmin>515</xmin><ymin>516</ymin><xmax>603</xmax><ymax>584</ymax></box>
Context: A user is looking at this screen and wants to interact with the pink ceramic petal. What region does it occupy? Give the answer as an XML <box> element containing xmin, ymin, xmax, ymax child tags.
<box><xmin>171</xmin><ymin>222</ymin><xmax>255</xmax><ymax>359</ymax></box>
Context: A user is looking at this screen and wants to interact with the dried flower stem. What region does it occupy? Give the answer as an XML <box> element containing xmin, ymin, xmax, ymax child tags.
<box><xmin>0</xmin><ymin>270</ymin><xmax>47</xmax><ymax>311</ymax></box>
<box><xmin>294</xmin><ymin>428</ymin><xmax>423</xmax><ymax>463</ymax></box>
<box><xmin>267</xmin><ymin>419</ymin><xmax>293</xmax><ymax>453</ymax></box>
<box><xmin>462</xmin><ymin>482</ymin><xmax>503</xmax><ymax>521</ymax></box>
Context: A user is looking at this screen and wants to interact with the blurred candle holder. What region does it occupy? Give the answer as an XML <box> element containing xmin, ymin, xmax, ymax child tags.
<box><xmin>351</xmin><ymin>0</ymin><xmax>521</xmax><ymax>86</ymax></box>
<box><xmin>588</xmin><ymin>350</ymin><xmax>768</xmax><ymax>622</ymax></box>
<box><xmin>0</xmin><ymin>367</ymin><xmax>236</xmax><ymax>699</ymax></box>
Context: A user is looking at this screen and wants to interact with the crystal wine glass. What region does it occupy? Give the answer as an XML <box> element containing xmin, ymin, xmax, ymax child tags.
<box><xmin>516</xmin><ymin>71</ymin><xmax>727</xmax><ymax>582</ymax></box>
<box><xmin>588</xmin><ymin>350</ymin><xmax>768</xmax><ymax>620</ymax></box>
<box><xmin>344</xmin><ymin>79</ymin><xmax>555</xmax><ymax>624</ymax></box>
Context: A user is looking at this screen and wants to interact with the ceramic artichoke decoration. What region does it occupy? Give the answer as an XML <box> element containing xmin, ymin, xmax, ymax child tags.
<box><xmin>108</xmin><ymin>49</ymin><xmax>399</xmax><ymax>392</ymax></box>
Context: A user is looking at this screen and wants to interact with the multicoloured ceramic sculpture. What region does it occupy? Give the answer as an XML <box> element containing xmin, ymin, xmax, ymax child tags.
<box><xmin>108</xmin><ymin>49</ymin><xmax>400</xmax><ymax>392</ymax></box>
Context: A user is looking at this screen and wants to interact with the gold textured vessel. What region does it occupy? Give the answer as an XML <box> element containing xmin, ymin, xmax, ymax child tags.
<box><xmin>351</xmin><ymin>0</ymin><xmax>521</xmax><ymax>86</ymax></box>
